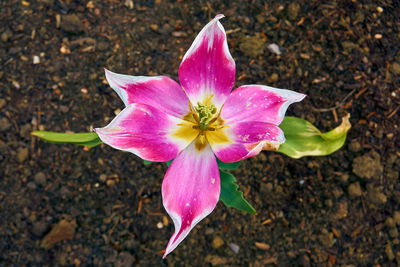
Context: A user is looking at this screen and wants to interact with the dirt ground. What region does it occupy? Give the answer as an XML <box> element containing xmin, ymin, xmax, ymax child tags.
<box><xmin>1</xmin><ymin>0</ymin><xmax>399</xmax><ymax>266</ymax></box>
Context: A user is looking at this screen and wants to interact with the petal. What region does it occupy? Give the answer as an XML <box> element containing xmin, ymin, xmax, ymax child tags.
<box><xmin>207</xmin><ymin>121</ymin><xmax>285</xmax><ymax>162</ymax></box>
<box><xmin>94</xmin><ymin>103</ymin><xmax>197</xmax><ymax>162</ymax></box>
<box><xmin>162</xmin><ymin>141</ymin><xmax>220</xmax><ymax>257</ymax></box>
<box><xmin>221</xmin><ymin>85</ymin><xmax>306</xmax><ymax>125</ymax></box>
<box><xmin>105</xmin><ymin>69</ymin><xmax>189</xmax><ymax>118</ymax></box>
<box><xmin>179</xmin><ymin>14</ymin><xmax>235</xmax><ymax>108</ymax></box>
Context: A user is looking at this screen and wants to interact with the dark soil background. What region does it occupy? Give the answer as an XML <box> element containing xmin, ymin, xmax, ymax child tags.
<box><xmin>1</xmin><ymin>0</ymin><xmax>400</xmax><ymax>266</ymax></box>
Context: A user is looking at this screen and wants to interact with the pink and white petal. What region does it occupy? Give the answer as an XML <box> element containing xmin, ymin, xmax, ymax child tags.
<box><xmin>179</xmin><ymin>14</ymin><xmax>235</xmax><ymax>108</ymax></box>
<box><xmin>221</xmin><ymin>85</ymin><xmax>306</xmax><ymax>125</ymax></box>
<box><xmin>208</xmin><ymin>121</ymin><xmax>285</xmax><ymax>163</ymax></box>
<box><xmin>94</xmin><ymin>103</ymin><xmax>196</xmax><ymax>162</ymax></box>
<box><xmin>162</xmin><ymin>142</ymin><xmax>220</xmax><ymax>257</ymax></box>
<box><xmin>105</xmin><ymin>69</ymin><xmax>189</xmax><ymax>118</ymax></box>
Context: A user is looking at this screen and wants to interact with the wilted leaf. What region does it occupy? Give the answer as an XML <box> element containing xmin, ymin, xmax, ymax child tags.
<box><xmin>278</xmin><ymin>114</ymin><xmax>351</xmax><ymax>158</ymax></box>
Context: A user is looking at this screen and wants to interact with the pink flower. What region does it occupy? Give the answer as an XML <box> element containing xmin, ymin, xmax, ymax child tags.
<box><xmin>94</xmin><ymin>14</ymin><xmax>305</xmax><ymax>257</ymax></box>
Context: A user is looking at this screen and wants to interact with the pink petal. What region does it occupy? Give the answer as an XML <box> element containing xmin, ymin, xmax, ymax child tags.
<box><xmin>208</xmin><ymin>121</ymin><xmax>285</xmax><ymax>163</ymax></box>
<box><xmin>105</xmin><ymin>69</ymin><xmax>189</xmax><ymax>118</ymax></box>
<box><xmin>162</xmin><ymin>142</ymin><xmax>220</xmax><ymax>257</ymax></box>
<box><xmin>179</xmin><ymin>14</ymin><xmax>235</xmax><ymax>108</ymax></box>
<box><xmin>94</xmin><ymin>103</ymin><xmax>195</xmax><ymax>162</ymax></box>
<box><xmin>221</xmin><ymin>85</ymin><xmax>306</xmax><ymax>125</ymax></box>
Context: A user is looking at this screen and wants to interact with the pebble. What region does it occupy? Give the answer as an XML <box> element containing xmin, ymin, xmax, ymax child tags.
<box><xmin>0</xmin><ymin>98</ymin><xmax>5</xmax><ymax>109</ymax></box>
<box><xmin>260</xmin><ymin>182</ymin><xmax>273</xmax><ymax>195</ymax></box>
<box><xmin>33</xmin><ymin>55</ymin><xmax>40</xmax><ymax>64</ymax></box>
<box><xmin>229</xmin><ymin>243</ymin><xmax>240</xmax><ymax>254</ymax></box>
<box><xmin>32</xmin><ymin>221</ymin><xmax>48</xmax><ymax>236</ymax></box>
<box><xmin>390</xmin><ymin>62</ymin><xmax>400</xmax><ymax>75</ymax></box>
<box><xmin>318</xmin><ymin>229</ymin><xmax>335</xmax><ymax>248</ymax></box>
<box><xmin>61</xmin><ymin>14</ymin><xmax>84</xmax><ymax>33</ymax></box>
<box><xmin>27</xmin><ymin>181</ymin><xmax>37</xmax><ymax>190</ymax></box>
<box><xmin>385</xmin><ymin>244</ymin><xmax>395</xmax><ymax>261</ymax></box>
<box><xmin>385</xmin><ymin>217</ymin><xmax>395</xmax><ymax>228</ymax></box>
<box><xmin>367</xmin><ymin>185</ymin><xmax>387</xmax><ymax>205</ymax></box>
<box><xmin>212</xmin><ymin>236</ymin><xmax>224</xmax><ymax>249</ymax></box>
<box><xmin>352</xmin><ymin>150</ymin><xmax>383</xmax><ymax>179</ymax></box>
<box><xmin>270</xmin><ymin>73</ymin><xmax>279</xmax><ymax>82</ymax></box>
<box><xmin>348</xmin><ymin>182</ymin><xmax>362</xmax><ymax>197</ymax></box>
<box><xmin>17</xmin><ymin>147</ymin><xmax>29</xmax><ymax>163</ymax></box>
<box><xmin>0</xmin><ymin>117</ymin><xmax>11</xmax><ymax>132</ymax></box>
<box><xmin>115</xmin><ymin>252</ymin><xmax>134</xmax><ymax>267</ymax></box>
<box><xmin>34</xmin><ymin>172</ymin><xmax>46</xmax><ymax>186</ymax></box>
<box><xmin>393</xmin><ymin>211</ymin><xmax>400</xmax><ymax>225</ymax></box>
<box><xmin>238</xmin><ymin>35</ymin><xmax>265</xmax><ymax>58</ymax></box>
<box><xmin>348</xmin><ymin>139</ymin><xmax>361</xmax><ymax>152</ymax></box>
<box><xmin>288</xmin><ymin>2</ymin><xmax>300</xmax><ymax>20</ymax></box>
<box><xmin>267</xmin><ymin>43</ymin><xmax>281</xmax><ymax>55</ymax></box>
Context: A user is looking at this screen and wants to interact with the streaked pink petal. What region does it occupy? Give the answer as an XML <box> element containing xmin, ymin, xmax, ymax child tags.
<box><xmin>105</xmin><ymin>69</ymin><xmax>189</xmax><ymax>118</ymax></box>
<box><xmin>162</xmin><ymin>142</ymin><xmax>220</xmax><ymax>257</ymax></box>
<box><xmin>221</xmin><ymin>85</ymin><xmax>306</xmax><ymax>125</ymax></box>
<box><xmin>208</xmin><ymin>121</ymin><xmax>285</xmax><ymax>163</ymax></box>
<box><xmin>179</xmin><ymin>14</ymin><xmax>235</xmax><ymax>108</ymax></box>
<box><xmin>94</xmin><ymin>103</ymin><xmax>195</xmax><ymax>162</ymax></box>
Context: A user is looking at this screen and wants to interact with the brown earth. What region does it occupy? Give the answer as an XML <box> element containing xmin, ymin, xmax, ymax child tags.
<box><xmin>1</xmin><ymin>0</ymin><xmax>399</xmax><ymax>266</ymax></box>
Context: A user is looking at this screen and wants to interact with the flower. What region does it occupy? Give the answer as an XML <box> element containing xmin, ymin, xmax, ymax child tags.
<box><xmin>94</xmin><ymin>14</ymin><xmax>305</xmax><ymax>257</ymax></box>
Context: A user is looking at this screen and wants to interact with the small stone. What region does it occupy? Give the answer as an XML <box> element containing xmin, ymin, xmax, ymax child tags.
<box><xmin>149</xmin><ymin>24</ymin><xmax>159</xmax><ymax>31</ymax></box>
<box><xmin>33</xmin><ymin>55</ymin><xmax>40</xmax><ymax>64</ymax></box>
<box><xmin>367</xmin><ymin>185</ymin><xmax>387</xmax><ymax>205</ymax></box>
<box><xmin>212</xmin><ymin>236</ymin><xmax>224</xmax><ymax>249</ymax></box>
<box><xmin>318</xmin><ymin>229</ymin><xmax>335</xmax><ymax>248</ymax></box>
<box><xmin>385</xmin><ymin>244</ymin><xmax>395</xmax><ymax>261</ymax></box>
<box><xmin>61</xmin><ymin>14</ymin><xmax>84</xmax><ymax>33</ymax></box>
<box><xmin>0</xmin><ymin>117</ymin><xmax>11</xmax><ymax>132</ymax></box>
<box><xmin>390</xmin><ymin>62</ymin><xmax>400</xmax><ymax>75</ymax></box>
<box><xmin>348</xmin><ymin>140</ymin><xmax>361</xmax><ymax>152</ymax></box>
<box><xmin>229</xmin><ymin>243</ymin><xmax>240</xmax><ymax>254</ymax></box>
<box><xmin>348</xmin><ymin>182</ymin><xmax>362</xmax><ymax>197</ymax></box>
<box><xmin>27</xmin><ymin>181</ymin><xmax>37</xmax><ymax>190</ymax></box>
<box><xmin>389</xmin><ymin>228</ymin><xmax>398</xmax><ymax>238</ymax></box>
<box><xmin>341</xmin><ymin>41</ymin><xmax>357</xmax><ymax>51</ymax></box>
<box><xmin>205</xmin><ymin>255</ymin><xmax>227</xmax><ymax>266</ymax></box>
<box><xmin>17</xmin><ymin>147</ymin><xmax>29</xmax><ymax>163</ymax></box>
<box><xmin>97</xmin><ymin>41</ymin><xmax>109</xmax><ymax>51</ymax></box>
<box><xmin>238</xmin><ymin>35</ymin><xmax>265</xmax><ymax>58</ymax></box>
<box><xmin>352</xmin><ymin>150</ymin><xmax>383</xmax><ymax>179</ymax></box>
<box><xmin>393</xmin><ymin>211</ymin><xmax>400</xmax><ymax>225</ymax></box>
<box><xmin>260</xmin><ymin>182</ymin><xmax>273</xmax><ymax>195</ymax></box>
<box><xmin>0</xmin><ymin>98</ymin><xmax>6</xmax><ymax>109</ymax></box>
<box><xmin>32</xmin><ymin>221</ymin><xmax>48</xmax><ymax>236</ymax></box>
<box><xmin>34</xmin><ymin>172</ymin><xmax>46</xmax><ymax>186</ymax></box>
<box><xmin>115</xmin><ymin>252</ymin><xmax>134</xmax><ymax>267</ymax></box>
<box><xmin>99</xmin><ymin>174</ymin><xmax>107</xmax><ymax>182</ymax></box>
<box><xmin>288</xmin><ymin>3</ymin><xmax>300</xmax><ymax>20</ymax></box>
<box><xmin>270</xmin><ymin>73</ymin><xmax>279</xmax><ymax>82</ymax></box>
<box><xmin>385</xmin><ymin>217</ymin><xmax>396</xmax><ymax>228</ymax></box>
<box><xmin>41</xmin><ymin>219</ymin><xmax>77</xmax><ymax>250</ymax></box>
<box><xmin>156</xmin><ymin>222</ymin><xmax>163</xmax><ymax>229</ymax></box>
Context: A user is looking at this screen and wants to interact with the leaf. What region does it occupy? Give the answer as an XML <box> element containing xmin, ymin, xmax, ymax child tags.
<box><xmin>216</xmin><ymin>158</ymin><xmax>240</xmax><ymax>170</ymax></box>
<box><xmin>219</xmin><ymin>170</ymin><xmax>256</xmax><ymax>214</ymax></box>
<box><xmin>143</xmin><ymin>160</ymin><xmax>152</xmax><ymax>165</ymax></box>
<box><xmin>278</xmin><ymin>114</ymin><xmax>351</xmax><ymax>159</ymax></box>
<box><xmin>31</xmin><ymin>131</ymin><xmax>102</xmax><ymax>148</ymax></box>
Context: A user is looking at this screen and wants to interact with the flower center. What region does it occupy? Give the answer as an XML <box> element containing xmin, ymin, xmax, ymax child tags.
<box><xmin>195</xmin><ymin>102</ymin><xmax>217</xmax><ymax>130</ymax></box>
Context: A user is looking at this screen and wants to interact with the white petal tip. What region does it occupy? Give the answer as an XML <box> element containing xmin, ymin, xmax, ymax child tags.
<box><xmin>215</xmin><ymin>14</ymin><xmax>225</xmax><ymax>20</ymax></box>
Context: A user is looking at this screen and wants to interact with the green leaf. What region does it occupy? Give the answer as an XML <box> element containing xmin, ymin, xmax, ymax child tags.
<box><xmin>278</xmin><ymin>114</ymin><xmax>351</xmax><ymax>159</ymax></box>
<box><xmin>31</xmin><ymin>131</ymin><xmax>102</xmax><ymax>148</ymax></box>
<box><xmin>143</xmin><ymin>160</ymin><xmax>152</xmax><ymax>165</ymax></box>
<box><xmin>216</xmin><ymin>158</ymin><xmax>240</xmax><ymax>170</ymax></box>
<box><xmin>219</xmin><ymin>170</ymin><xmax>256</xmax><ymax>214</ymax></box>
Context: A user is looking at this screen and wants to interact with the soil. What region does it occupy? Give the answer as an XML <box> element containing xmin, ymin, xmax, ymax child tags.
<box><xmin>1</xmin><ymin>0</ymin><xmax>400</xmax><ymax>266</ymax></box>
